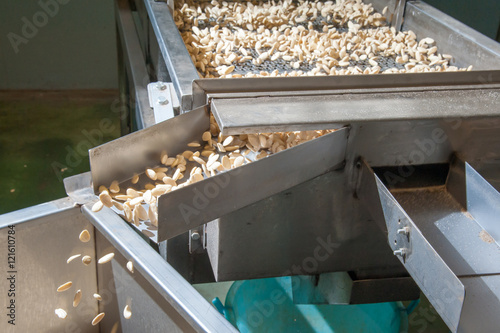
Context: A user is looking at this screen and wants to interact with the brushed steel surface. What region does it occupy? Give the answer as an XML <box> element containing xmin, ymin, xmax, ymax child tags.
<box><xmin>370</xmin><ymin>158</ymin><xmax>500</xmax><ymax>332</ymax></box>
<box><xmin>464</xmin><ymin>163</ymin><xmax>500</xmax><ymax>245</ymax></box>
<box><xmin>165</xmin><ymin>232</ymin><xmax>216</xmax><ymax>284</ymax></box>
<box><xmin>389</xmin><ymin>157</ymin><xmax>500</xmax><ymax>276</ymax></box>
<box><xmin>0</xmin><ymin>197</ymin><xmax>76</xmax><ymax>228</ymax></box>
<box><xmin>206</xmin><ymin>170</ymin><xmax>407</xmax><ymax>281</ymax></box>
<box><xmin>349</xmin><ymin>276</ymin><xmax>420</xmax><ymax>304</ymax></box>
<box><xmin>350</xmin><ymin>118</ymin><xmax>500</xmax><ymax>168</ymax></box>
<box><xmin>193</xmin><ymin>71</ymin><xmax>500</xmax><ymax>110</ymax></box>
<box><xmin>0</xmin><ymin>200</ymin><xmax>98</xmax><ymax>333</ymax></box>
<box><xmin>89</xmin><ymin>106</ymin><xmax>209</xmax><ymax>193</ymax></box>
<box><xmin>210</xmin><ymin>87</ymin><xmax>500</xmax><ymax>135</ymax></box>
<box><xmin>458</xmin><ymin>275</ymin><xmax>500</xmax><ymax>333</ymax></box>
<box><xmin>375</xmin><ymin>174</ymin><xmax>465</xmax><ymax>332</ymax></box>
<box><xmin>393</xmin><ymin>188</ymin><xmax>500</xmax><ymax>276</ymax></box>
<box><xmin>291</xmin><ymin>273</ymin><xmax>420</xmax><ymax>305</ymax></box>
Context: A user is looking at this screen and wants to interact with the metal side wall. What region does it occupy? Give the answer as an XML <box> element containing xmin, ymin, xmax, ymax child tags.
<box><xmin>0</xmin><ymin>199</ymin><xmax>99</xmax><ymax>333</ymax></box>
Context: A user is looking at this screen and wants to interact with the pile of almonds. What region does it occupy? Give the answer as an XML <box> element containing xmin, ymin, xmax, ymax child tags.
<box><xmin>174</xmin><ymin>0</ymin><xmax>471</xmax><ymax>78</ymax></box>
<box><xmin>92</xmin><ymin>113</ymin><xmax>334</xmax><ymax>226</ymax></box>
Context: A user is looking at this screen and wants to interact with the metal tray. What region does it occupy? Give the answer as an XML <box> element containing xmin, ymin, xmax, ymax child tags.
<box><xmin>144</xmin><ymin>0</ymin><xmax>500</xmax><ymax>111</ymax></box>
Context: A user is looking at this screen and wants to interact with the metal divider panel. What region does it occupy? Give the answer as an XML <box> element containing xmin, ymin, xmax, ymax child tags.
<box><xmin>209</xmin><ymin>86</ymin><xmax>500</xmax><ymax>135</ymax></box>
<box><xmin>89</xmin><ymin>106</ymin><xmax>209</xmax><ymax>193</ymax></box>
<box><xmin>464</xmin><ymin>162</ymin><xmax>500</xmax><ymax>245</ymax></box>
<box><xmin>375</xmin><ymin>176</ymin><xmax>465</xmax><ymax>332</ymax></box>
<box><xmin>158</xmin><ymin>127</ymin><xmax>348</xmax><ymax>241</ymax></box>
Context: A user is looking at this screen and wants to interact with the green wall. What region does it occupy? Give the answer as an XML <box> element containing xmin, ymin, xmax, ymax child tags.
<box><xmin>425</xmin><ymin>0</ymin><xmax>500</xmax><ymax>41</ymax></box>
<box><xmin>0</xmin><ymin>0</ymin><xmax>118</xmax><ymax>89</ymax></box>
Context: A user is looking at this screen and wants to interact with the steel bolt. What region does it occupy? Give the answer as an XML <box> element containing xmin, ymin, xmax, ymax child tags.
<box><xmin>191</xmin><ymin>231</ymin><xmax>200</xmax><ymax>241</ymax></box>
<box><xmin>156</xmin><ymin>81</ymin><xmax>167</xmax><ymax>90</ymax></box>
<box><xmin>158</xmin><ymin>95</ymin><xmax>169</xmax><ymax>105</ymax></box>
<box><xmin>393</xmin><ymin>248</ymin><xmax>406</xmax><ymax>257</ymax></box>
<box><xmin>397</xmin><ymin>227</ymin><xmax>409</xmax><ymax>236</ymax></box>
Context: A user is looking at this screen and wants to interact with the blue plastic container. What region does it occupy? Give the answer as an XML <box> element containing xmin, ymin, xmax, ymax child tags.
<box><xmin>213</xmin><ymin>276</ymin><xmax>415</xmax><ymax>333</ymax></box>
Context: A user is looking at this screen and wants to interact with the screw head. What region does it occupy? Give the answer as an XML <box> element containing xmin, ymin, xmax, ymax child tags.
<box><xmin>157</xmin><ymin>95</ymin><xmax>169</xmax><ymax>105</ymax></box>
<box><xmin>191</xmin><ymin>231</ymin><xmax>200</xmax><ymax>241</ymax></box>
<box><xmin>156</xmin><ymin>82</ymin><xmax>167</xmax><ymax>90</ymax></box>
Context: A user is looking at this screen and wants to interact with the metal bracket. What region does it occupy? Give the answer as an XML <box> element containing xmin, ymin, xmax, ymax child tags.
<box><xmin>154</xmin><ymin>0</ymin><xmax>174</xmax><ymax>15</ymax></box>
<box><xmin>147</xmin><ymin>81</ymin><xmax>179</xmax><ymax>123</ymax></box>
<box><xmin>189</xmin><ymin>225</ymin><xmax>206</xmax><ymax>254</ymax></box>
<box><xmin>166</xmin><ymin>0</ymin><xmax>174</xmax><ymax>14</ymax></box>
<box><xmin>391</xmin><ymin>0</ymin><xmax>407</xmax><ymax>32</ymax></box>
<box><xmin>393</xmin><ymin>220</ymin><xmax>411</xmax><ymax>263</ymax></box>
<box><xmin>63</xmin><ymin>172</ymin><xmax>95</xmax><ymax>205</ymax></box>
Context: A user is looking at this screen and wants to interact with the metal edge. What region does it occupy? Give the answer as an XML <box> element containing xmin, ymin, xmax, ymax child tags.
<box><xmin>143</xmin><ymin>0</ymin><xmax>199</xmax><ymax>111</ymax></box>
<box><xmin>0</xmin><ymin>197</ymin><xmax>77</xmax><ymax>229</ymax></box>
<box><xmin>64</xmin><ymin>171</ymin><xmax>95</xmax><ymax>205</ymax></box>
<box><xmin>116</xmin><ymin>0</ymin><xmax>155</xmax><ymax>128</ymax></box>
<box><xmin>355</xmin><ymin>158</ymin><xmax>389</xmax><ymax>232</ymax></box>
<box><xmin>390</xmin><ymin>0</ymin><xmax>406</xmax><ymax>31</ymax></box>
<box><xmin>447</xmin><ymin>157</ymin><xmax>500</xmax><ymax>244</ymax></box>
<box><xmin>464</xmin><ymin>162</ymin><xmax>500</xmax><ymax>244</ymax></box>
<box><xmin>445</xmin><ymin>155</ymin><xmax>467</xmax><ymax>209</ymax></box>
<box><xmin>191</xmin><ymin>71</ymin><xmax>500</xmax><ymax>109</ymax></box>
<box><xmin>208</xmin><ymin>87</ymin><xmax>500</xmax><ymax>135</ymax></box>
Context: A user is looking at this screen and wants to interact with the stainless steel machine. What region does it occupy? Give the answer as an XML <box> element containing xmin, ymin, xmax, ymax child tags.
<box><xmin>1</xmin><ymin>0</ymin><xmax>500</xmax><ymax>332</ymax></box>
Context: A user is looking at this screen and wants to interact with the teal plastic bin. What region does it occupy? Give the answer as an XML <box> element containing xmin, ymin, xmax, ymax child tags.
<box><xmin>213</xmin><ymin>276</ymin><xmax>416</xmax><ymax>333</ymax></box>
